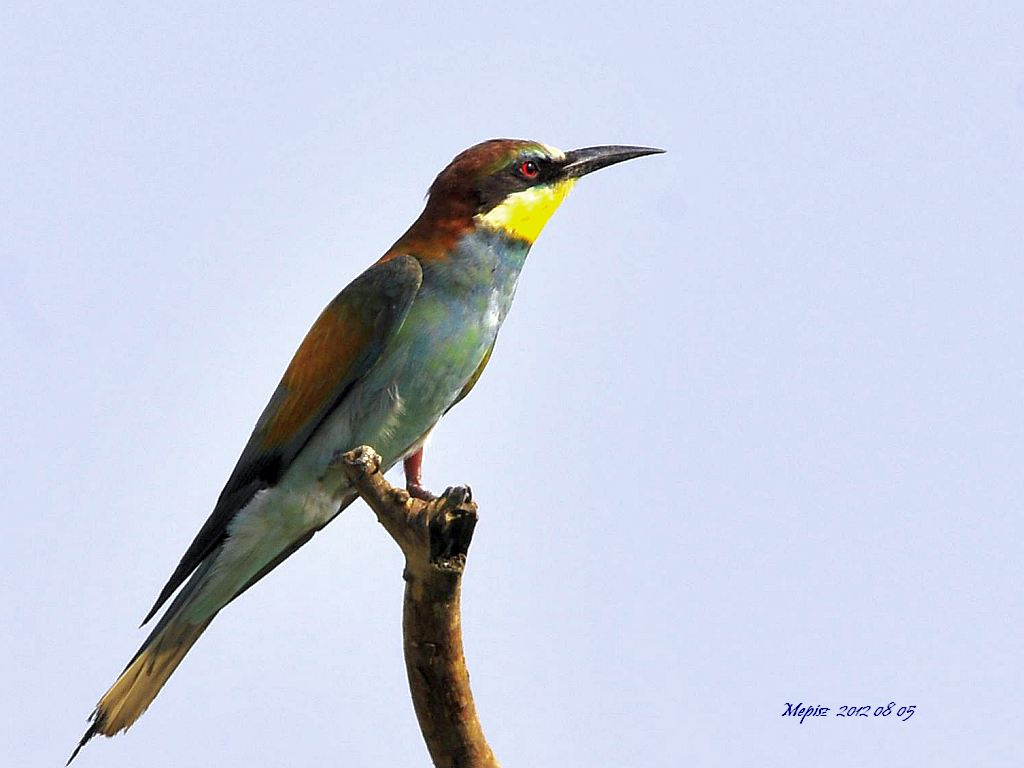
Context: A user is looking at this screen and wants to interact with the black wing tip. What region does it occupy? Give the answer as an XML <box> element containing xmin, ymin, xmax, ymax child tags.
<box><xmin>139</xmin><ymin>606</ymin><xmax>159</xmax><ymax>628</ymax></box>
<box><xmin>140</xmin><ymin>578</ymin><xmax>181</xmax><ymax>627</ymax></box>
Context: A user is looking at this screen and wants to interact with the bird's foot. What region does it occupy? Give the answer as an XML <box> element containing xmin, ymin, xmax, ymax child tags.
<box><xmin>406</xmin><ymin>482</ymin><xmax>438</xmax><ymax>502</ymax></box>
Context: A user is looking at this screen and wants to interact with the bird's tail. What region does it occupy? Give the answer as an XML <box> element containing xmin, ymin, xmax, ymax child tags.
<box><xmin>68</xmin><ymin>567</ymin><xmax>217</xmax><ymax>764</ymax></box>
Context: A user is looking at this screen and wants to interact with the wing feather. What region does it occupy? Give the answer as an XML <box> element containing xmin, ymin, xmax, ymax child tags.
<box><xmin>142</xmin><ymin>255</ymin><xmax>422</xmax><ymax>623</ymax></box>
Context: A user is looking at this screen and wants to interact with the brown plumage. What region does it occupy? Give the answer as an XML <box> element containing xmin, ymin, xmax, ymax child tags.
<box><xmin>383</xmin><ymin>139</ymin><xmax>546</xmax><ymax>261</ymax></box>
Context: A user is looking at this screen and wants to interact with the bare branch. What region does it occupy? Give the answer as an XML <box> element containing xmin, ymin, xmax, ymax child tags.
<box><xmin>340</xmin><ymin>447</ymin><xmax>500</xmax><ymax>768</ymax></box>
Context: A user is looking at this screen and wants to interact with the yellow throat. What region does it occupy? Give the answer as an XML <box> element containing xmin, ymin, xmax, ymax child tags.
<box><xmin>475</xmin><ymin>178</ymin><xmax>577</xmax><ymax>244</ymax></box>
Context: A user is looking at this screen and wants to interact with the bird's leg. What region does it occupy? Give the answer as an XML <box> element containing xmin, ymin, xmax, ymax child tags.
<box><xmin>404</xmin><ymin>447</ymin><xmax>436</xmax><ymax>501</ymax></box>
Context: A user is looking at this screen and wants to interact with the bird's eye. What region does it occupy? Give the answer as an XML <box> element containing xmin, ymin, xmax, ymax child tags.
<box><xmin>519</xmin><ymin>160</ymin><xmax>540</xmax><ymax>179</ymax></box>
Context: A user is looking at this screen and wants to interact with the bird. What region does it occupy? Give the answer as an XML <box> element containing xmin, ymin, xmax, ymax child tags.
<box><xmin>69</xmin><ymin>138</ymin><xmax>663</xmax><ymax>762</ymax></box>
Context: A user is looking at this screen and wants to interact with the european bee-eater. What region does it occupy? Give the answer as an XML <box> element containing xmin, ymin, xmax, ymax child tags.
<box><xmin>70</xmin><ymin>138</ymin><xmax>663</xmax><ymax>762</ymax></box>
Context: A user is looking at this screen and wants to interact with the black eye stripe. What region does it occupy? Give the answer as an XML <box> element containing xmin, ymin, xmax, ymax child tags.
<box><xmin>474</xmin><ymin>154</ymin><xmax>558</xmax><ymax>213</ymax></box>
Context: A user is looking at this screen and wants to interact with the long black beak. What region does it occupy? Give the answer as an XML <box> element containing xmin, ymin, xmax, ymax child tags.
<box><xmin>561</xmin><ymin>145</ymin><xmax>665</xmax><ymax>179</ymax></box>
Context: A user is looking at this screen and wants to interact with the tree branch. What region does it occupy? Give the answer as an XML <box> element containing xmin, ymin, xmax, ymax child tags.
<box><xmin>339</xmin><ymin>446</ymin><xmax>500</xmax><ymax>768</ymax></box>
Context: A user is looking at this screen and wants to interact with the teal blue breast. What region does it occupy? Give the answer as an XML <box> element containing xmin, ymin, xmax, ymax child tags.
<box><xmin>348</xmin><ymin>228</ymin><xmax>531</xmax><ymax>462</ymax></box>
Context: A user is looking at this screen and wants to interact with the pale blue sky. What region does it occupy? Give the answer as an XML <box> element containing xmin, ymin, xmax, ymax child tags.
<box><xmin>2</xmin><ymin>2</ymin><xmax>1022</xmax><ymax>766</ymax></box>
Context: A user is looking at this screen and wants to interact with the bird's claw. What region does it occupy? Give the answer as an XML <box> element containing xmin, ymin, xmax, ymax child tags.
<box><xmin>406</xmin><ymin>482</ymin><xmax>437</xmax><ymax>502</ymax></box>
<box><xmin>406</xmin><ymin>483</ymin><xmax>473</xmax><ymax>510</ymax></box>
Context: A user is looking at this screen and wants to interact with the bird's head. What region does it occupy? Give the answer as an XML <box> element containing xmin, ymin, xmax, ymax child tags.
<box><xmin>388</xmin><ymin>139</ymin><xmax>663</xmax><ymax>259</ymax></box>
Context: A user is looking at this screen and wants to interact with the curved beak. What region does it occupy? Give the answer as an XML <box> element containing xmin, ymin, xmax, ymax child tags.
<box><xmin>560</xmin><ymin>145</ymin><xmax>665</xmax><ymax>179</ymax></box>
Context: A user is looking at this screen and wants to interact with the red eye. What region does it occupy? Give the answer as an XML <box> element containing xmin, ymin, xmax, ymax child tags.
<box><xmin>520</xmin><ymin>160</ymin><xmax>539</xmax><ymax>178</ymax></box>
